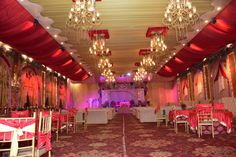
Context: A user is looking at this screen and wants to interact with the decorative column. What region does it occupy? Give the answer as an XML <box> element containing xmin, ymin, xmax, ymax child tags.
<box><xmin>177</xmin><ymin>78</ymin><xmax>181</xmax><ymax>104</ymax></box>
<box><xmin>187</xmin><ymin>72</ymin><xmax>194</xmax><ymax>101</ymax></box>
<box><xmin>42</xmin><ymin>71</ymin><xmax>46</xmax><ymax>108</ymax></box>
<box><xmin>226</xmin><ymin>51</ymin><xmax>236</xmax><ymax>97</ymax></box>
<box><xmin>203</xmin><ymin>64</ymin><xmax>212</xmax><ymax>101</ymax></box>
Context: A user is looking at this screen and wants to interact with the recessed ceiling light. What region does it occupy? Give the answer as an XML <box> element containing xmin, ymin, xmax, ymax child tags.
<box><xmin>227</xmin><ymin>43</ymin><xmax>233</xmax><ymax>48</ymax></box>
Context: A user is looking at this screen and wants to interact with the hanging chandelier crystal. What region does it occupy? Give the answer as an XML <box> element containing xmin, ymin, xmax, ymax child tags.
<box><xmin>141</xmin><ymin>55</ymin><xmax>156</xmax><ymax>67</ymax></box>
<box><xmin>150</xmin><ymin>33</ymin><xmax>167</xmax><ymax>52</ymax></box>
<box><xmin>65</xmin><ymin>0</ymin><xmax>102</xmax><ymax>39</ymax></box>
<box><xmin>163</xmin><ymin>0</ymin><xmax>199</xmax><ymax>41</ymax></box>
<box><xmin>89</xmin><ymin>35</ymin><xmax>110</xmax><ymax>56</ymax></box>
<box><xmin>98</xmin><ymin>57</ymin><xmax>112</xmax><ymax>69</ymax></box>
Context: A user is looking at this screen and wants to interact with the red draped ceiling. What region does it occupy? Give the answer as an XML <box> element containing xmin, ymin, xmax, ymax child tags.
<box><xmin>0</xmin><ymin>0</ymin><xmax>89</xmax><ymax>81</ymax></box>
<box><xmin>158</xmin><ymin>0</ymin><xmax>236</xmax><ymax>77</ymax></box>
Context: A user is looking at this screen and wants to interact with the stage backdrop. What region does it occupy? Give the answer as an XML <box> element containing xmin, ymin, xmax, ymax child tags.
<box><xmin>101</xmin><ymin>88</ymin><xmax>144</xmax><ymax>104</ymax></box>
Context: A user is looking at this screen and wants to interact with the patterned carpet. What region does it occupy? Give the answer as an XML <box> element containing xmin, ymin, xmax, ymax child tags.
<box><xmin>51</xmin><ymin>113</ymin><xmax>236</xmax><ymax>157</ymax></box>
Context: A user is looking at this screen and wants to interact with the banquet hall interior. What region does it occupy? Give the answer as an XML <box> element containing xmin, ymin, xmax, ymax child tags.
<box><xmin>1</xmin><ymin>0</ymin><xmax>236</xmax><ymax>157</ymax></box>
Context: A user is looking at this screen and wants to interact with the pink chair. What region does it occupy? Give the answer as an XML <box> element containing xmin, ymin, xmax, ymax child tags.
<box><xmin>197</xmin><ymin>105</ymin><xmax>214</xmax><ymax>138</ymax></box>
<box><xmin>0</xmin><ymin>113</ymin><xmax>36</xmax><ymax>157</ymax></box>
<box><xmin>36</xmin><ymin>111</ymin><xmax>52</xmax><ymax>157</ymax></box>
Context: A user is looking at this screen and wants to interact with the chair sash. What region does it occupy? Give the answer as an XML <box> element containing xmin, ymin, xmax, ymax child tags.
<box><xmin>0</xmin><ymin>119</ymin><xmax>35</xmax><ymax>157</ymax></box>
<box><xmin>37</xmin><ymin>132</ymin><xmax>52</xmax><ymax>151</ymax></box>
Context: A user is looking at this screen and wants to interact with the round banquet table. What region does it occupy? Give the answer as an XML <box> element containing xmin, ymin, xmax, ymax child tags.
<box><xmin>169</xmin><ymin>110</ymin><xmax>193</xmax><ymax>122</ymax></box>
<box><xmin>188</xmin><ymin>110</ymin><xmax>233</xmax><ymax>134</ymax></box>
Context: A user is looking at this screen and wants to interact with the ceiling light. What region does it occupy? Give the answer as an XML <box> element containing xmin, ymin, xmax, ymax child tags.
<box><xmin>127</xmin><ymin>72</ymin><xmax>131</xmax><ymax>76</ymax></box>
<box><xmin>21</xmin><ymin>54</ymin><xmax>28</xmax><ymax>60</ymax></box>
<box><xmin>163</xmin><ymin>0</ymin><xmax>199</xmax><ymax>41</ymax></box>
<box><xmin>28</xmin><ymin>57</ymin><xmax>33</xmax><ymax>62</ymax></box>
<box><xmin>226</xmin><ymin>43</ymin><xmax>233</xmax><ymax>48</ymax></box>
<box><xmin>204</xmin><ymin>20</ymin><xmax>209</xmax><ymax>23</ymax></box>
<box><xmin>150</xmin><ymin>33</ymin><xmax>167</xmax><ymax>52</ymax></box>
<box><xmin>98</xmin><ymin>57</ymin><xmax>112</xmax><ymax>69</ymax></box>
<box><xmin>65</xmin><ymin>0</ymin><xmax>102</xmax><ymax>39</ymax></box>
<box><xmin>3</xmin><ymin>44</ymin><xmax>11</xmax><ymax>51</ymax></box>
<box><xmin>46</xmin><ymin>67</ymin><xmax>52</xmax><ymax>72</ymax></box>
<box><xmin>141</xmin><ymin>55</ymin><xmax>156</xmax><ymax>68</ymax></box>
<box><xmin>89</xmin><ymin>35</ymin><xmax>110</xmax><ymax>56</ymax></box>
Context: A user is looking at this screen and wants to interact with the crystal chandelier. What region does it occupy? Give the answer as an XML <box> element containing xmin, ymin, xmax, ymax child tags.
<box><xmin>101</xmin><ymin>68</ymin><xmax>115</xmax><ymax>83</ymax></box>
<box><xmin>150</xmin><ymin>33</ymin><xmax>167</xmax><ymax>52</ymax></box>
<box><xmin>141</xmin><ymin>55</ymin><xmax>156</xmax><ymax>68</ymax></box>
<box><xmin>98</xmin><ymin>57</ymin><xmax>112</xmax><ymax>69</ymax></box>
<box><xmin>163</xmin><ymin>0</ymin><xmax>199</xmax><ymax>41</ymax></box>
<box><xmin>133</xmin><ymin>66</ymin><xmax>147</xmax><ymax>81</ymax></box>
<box><xmin>133</xmin><ymin>73</ymin><xmax>143</xmax><ymax>82</ymax></box>
<box><xmin>66</xmin><ymin>0</ymin><xmax>101</xmax><ymax>35</ymax></box>
<box><xmin>106</xmin><ymin>75</ymin><xmax>115</xmax><ymax>83</ymax></box>
<box><xmin>89</xmin><ymin>35</ymin><xmax>110</xmax><ymax>56</ymax></box>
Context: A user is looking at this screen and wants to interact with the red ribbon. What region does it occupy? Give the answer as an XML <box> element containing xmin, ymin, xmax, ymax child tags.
<box><xmin>37</xmin><ymin>132</ymin><xmax>52</xmax><ymax>151</ymax></box>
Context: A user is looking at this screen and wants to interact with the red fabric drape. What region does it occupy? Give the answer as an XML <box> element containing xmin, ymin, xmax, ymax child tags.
<box><xmin>0</xmin><ymin>0</ymin><xmax>89</xmax><ymax>81</ymax></box>
<box><xmin>214</xmin><ymin>62</ymin><xmax>228</xmax><ymax>81</ymax></box>
<box><xmin>158</xmin><ymin>0</ymin><xmax>236</xmax><ymax>77</ymax></box>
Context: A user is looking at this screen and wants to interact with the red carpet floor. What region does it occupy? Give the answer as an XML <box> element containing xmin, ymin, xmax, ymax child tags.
<box><xmin>51</xmin><ymin>113</ymin><xmax>236</xmax><ymax>157</ymax></box>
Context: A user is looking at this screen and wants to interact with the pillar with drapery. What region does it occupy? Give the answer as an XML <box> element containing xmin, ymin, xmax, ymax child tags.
<box><xmin>203</xmin><ymin>64</ymin><xmax>212</xmax><ymax>101</ymax></box>
<box><xmin>193</xmin><ymin>70</ymin><xmax>204</xmax><ymax>102</ymax></box>
<box><xmin>181</xmin><ymin>78</ymin><xmax>188</xmax><ymax>101</ymax></box>
<box><xmin>187</xmin><ymin>72</ymin><xmax>194</xmax><ymax>101</ymax></box>
<box><xmin>212</xmin><ymin>60</ymin><xmax>230</xmax><ymax>98</ymax></box>
<box><xmin>226</xmin><ymin>51</ymin><xmax>236</xmax><ymax>97</ymax></box>
<box><xmin>0</xmin><ymin>60</ymin><xmax>10</xmax><ymax>109</ymax></box>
